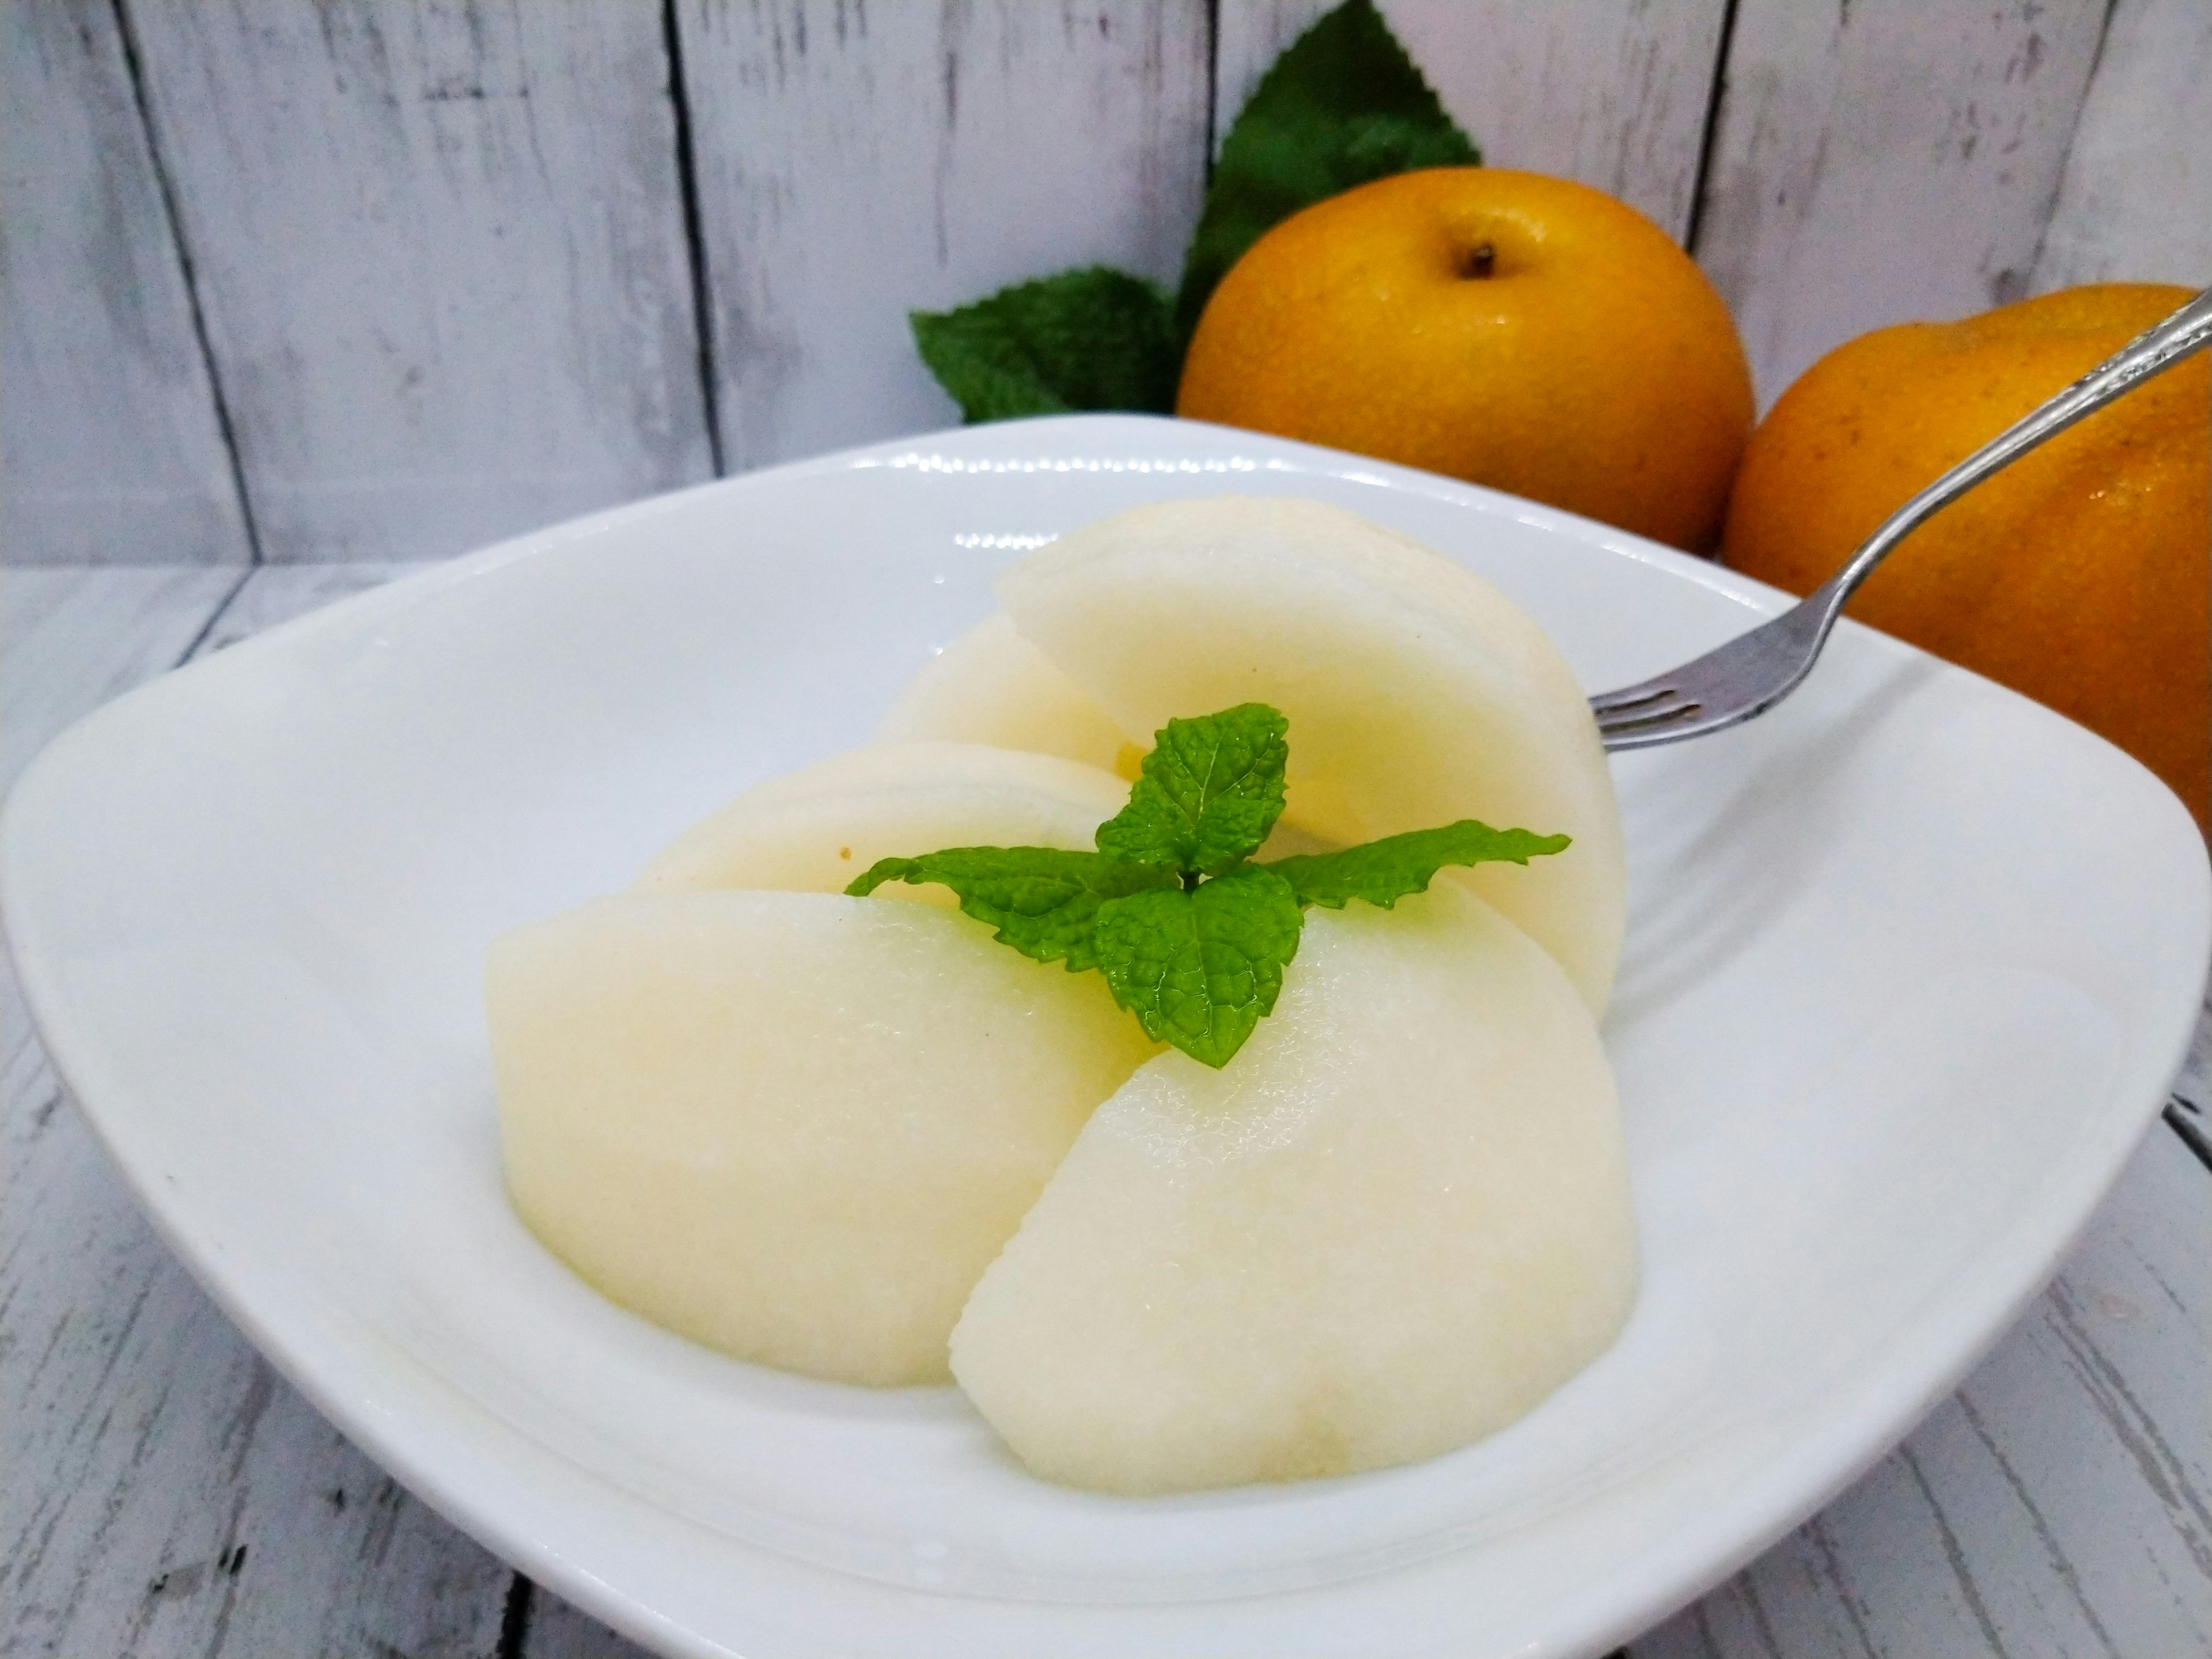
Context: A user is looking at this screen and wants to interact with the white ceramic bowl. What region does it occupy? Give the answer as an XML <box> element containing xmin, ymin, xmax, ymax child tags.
<box><xmin>5</xmin><ymin>415</ymin><xmax>2205</xmax><ymax>1658</ymax></box>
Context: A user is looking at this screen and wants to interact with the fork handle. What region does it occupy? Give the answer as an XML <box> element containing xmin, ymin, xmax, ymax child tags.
<box><xmin>1798</xmin><ymin>285</ymin><xmax>2212</xmax><ymax>639</ymax></box>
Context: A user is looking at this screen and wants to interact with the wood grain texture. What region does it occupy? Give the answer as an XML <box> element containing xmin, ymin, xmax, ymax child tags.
<box><xmin>521</xmin><ymin>1587</ymin><xmax>658</xmax><ymax>1658</ymax></box>
<box><xmin>676</xmin><ymin>0</ymin><xmax>1211</xmax><ymax>469</ymax></box>
<box><xmin>2177</xmin><ymin>983</ymin><xmax>2212</xmax><ymax>1112</ymax></box>
<box><xmin>0</xmin><ymin>566</ymin><xmax>245</xmax><ymax>790</ymax></box>
<box><xmin>0</xmin><ymin>565</ymin><xmax>517</xmax><ymax>1658</ymax></box>
<box><xmin>0</xmin><ymin>1</ymin><xmax>251</xmax><ymax>566</ymax></box>
<box><xmin>1212</xmin><ymin>0</ymin><xmax>1732</xmax><ymax>242</ymax></box>
<box><xmin>2031</xmin><ymin>0</ymin><xmax>2212</xmax><ymax>293</ymax></box>
<box><xmin>120</xmin><ymin>0</ymin><xmax>713</xmax><ymax>563</ymax></box>
<box><xmin>1694</xmin><ymin>0</ymin><xmax>2110</xmax><ymax>407</ymax></box>
<box><xmin>1633</xmin><ymin>1123</ymin><xmax>2212</xmax><ymax>1658</ymax></box>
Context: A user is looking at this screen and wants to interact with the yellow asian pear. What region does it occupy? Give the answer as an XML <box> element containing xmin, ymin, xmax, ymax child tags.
<box><xmin>1178</xmin><ymin>168</ymin><xmax>1753</xmax><ymax>552</ymax></box>
<box><xmin>1722</xmin><ymin>283</ymin><xmax>2209</xmax><ymax>835</ymax></box>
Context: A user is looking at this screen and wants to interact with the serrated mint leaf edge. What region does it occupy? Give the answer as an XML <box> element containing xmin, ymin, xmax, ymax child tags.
<box><xmin>1090</xmin><ymin>864</ymin><xmax>1305</xmax><ymax>1069</ymax></box>
<box><xmin>1263</xmin><ymin>821</ymin><xmax>1571</xmax><ymax>910</ymax></box>
<box><xmin>909</xmin><ymin>266</ymin><xmax>1179</xmax><ymax>424</ymax></box>
<box><xmin>846</xmin><ymin>847</ymin><xmax>1176</xmax><ymax>972</ymax></box>
<box><xmin>1093</xmin><ymin>703</ymin><xmax>1290</xmax><ymax>875</ymax></box>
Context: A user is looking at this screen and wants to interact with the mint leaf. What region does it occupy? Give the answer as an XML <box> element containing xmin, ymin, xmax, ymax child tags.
<box><xmin>1092</xmin><ymin>865</ymin><xmax>1304</xmax><ymax>1068</ymax></box>
<box><xmin>844</xmin><ymin>704</ymin><xmax>1565</xmax><ymax>1070</ymax></box>
<box><xmin>847</xmin><ymin>848</ymin><xmax>1176</xmax><ymax>971</ymax></box>
<box><xmin>911</xmin><ymin>267</ymin><xmax>1179</xmax><ymax>422</ymax></box>
<box><xmin>1175</xmin><ymin>0</ymin><xmax>1479</xmax><ymax>340</ymax></box>
<box><xmin>1266</xmin><ymin>820</ymin><xmax>1570</xmax><ymax>910</ymax></box>
<box><xmin>1095</xmin><ymin>704</ymin><xmax>1289</xmax><ymax>876</ymax></box>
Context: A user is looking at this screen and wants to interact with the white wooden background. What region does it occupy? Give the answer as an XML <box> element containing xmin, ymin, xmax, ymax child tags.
<box><xmin>6</xmin><ymin>0</ymin><xmax>2210</xmax><ymax>566</ymax></box>
<box><xmin>5</xmin><ymin>3</ymin><xmax>2210</xmax><ymax>1657</ymax></box>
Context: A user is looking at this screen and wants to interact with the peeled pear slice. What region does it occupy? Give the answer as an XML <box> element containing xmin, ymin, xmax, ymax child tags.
<box><xmin>634</xmin><ymin>740</ymin><xmax>1129</xmax><ymax>902</ymax></box>
<box><xmin>950</xmin><ymin>883</ymin><xmax>1637</xmax><ymax>1494</ymax></box>
<box><xmin>996</xmin><ymin>495</ymin><xmax>1625</xmax><ymax>1012</ymax></box>
<box><xmin>878</xmin><ymin>613</ymin><xmax>1140</xmax><ymax>778</ymax></box>
<box><xmin>489</xmin><ymin>892</ymin><xmax>1156</xmax><ymax>1386</ymax></box>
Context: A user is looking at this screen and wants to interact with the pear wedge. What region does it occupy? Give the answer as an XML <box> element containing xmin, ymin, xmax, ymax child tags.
<box><xmin>878</xmin><ymin>613</ymin><xmax>1140</xmax><ymax>778</ymax></box>
<box><xmin>634</xmin><ymin>740</ymin><xmax>1128</xmax><ymax>903</ymax></box>
<box><xmin>950</xmin><ymin>883</ymin><xmax>1637</xmax><ymax>1494</ymax></box>
<box><xmin>489</xmin><ymin>892</ymin><xmax>1155</xmax><ymax>1386</ymax></box>
<box><xmin>997</xmin><ymin>496</ymin><xmax>1624</xmax><ymax>1012</ymax></box>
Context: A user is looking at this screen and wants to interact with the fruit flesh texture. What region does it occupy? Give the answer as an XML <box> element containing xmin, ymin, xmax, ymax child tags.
<box><xmin>997</xmin><ymin>495</ymin><xmax>1626</xmax><ymax>1013</ymax></box>
<box><xmin>878</xmin><ymin>627</ymin><xmax>1339</xmax><ymax>862</ymax></box>
<box><xmin>633</xmin><ymin>741</ymin><xmax>1132</xmax><ymax>899</ymax></box>
<box><xmin>1722</xmin><ymin>284</ymin><xmax>2209</xmax><ymax>835</ymax></box>
<box><xmin>950</xmin><ymin>882</ymin><xmax>1638</xmax><ymax>1495</ymax></box>
<box><xmin>878</xmin><ymin>614</ymin><xmax>1143</xmax><ymax>779</ymax></box>
<box><xmin>1177</xmin><ymin>168</ymin><xmax>1753</xmax><ymax>552</ymax></box>
<box><xmin>488</xmin><ymin>892</ymin><xmax>1156</xmax><ymax>1387</ymax></box>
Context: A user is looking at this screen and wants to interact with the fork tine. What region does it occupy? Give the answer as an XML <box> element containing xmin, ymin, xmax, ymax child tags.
<box><xmin>1594</xmin><ymin>698</ymin><xmax>1703</xmax><ymax>737</ymax></box>
<box><xmin>1586</xmin><ymin>683</ymin><xmax>1678</xmax><ymax>715</ymax></box>
<box><xmin>1581</xmin><ymin>287</ymin><xmax>2212</xmax><ymax>752</ymax></box>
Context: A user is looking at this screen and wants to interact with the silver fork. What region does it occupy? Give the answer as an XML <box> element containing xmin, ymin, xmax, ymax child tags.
<box><xmin>1592</xmin><ymin>286</ymin><xmax>2212</xmax><ymax>751</ymax></box>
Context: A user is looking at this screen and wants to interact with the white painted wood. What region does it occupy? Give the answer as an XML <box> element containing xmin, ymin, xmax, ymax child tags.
<box><xmin>2032</xmin><ymin>0</ymin><xmax>2212</xmax><ymax>294</ymax></box>
<box><xmin>522</xmin><ymin>1588</ymin><xmax>658</xmax><ymax>1658</ymax></box>
<box><xmin>1</xmin><ymin>565</ymin><xmax>519</xmax><ymax>1658</ymax></box>
<box><xmin>0</xmin><ymin>1</ymin><xmax>251</xmax><ymax>566</ymax></box>
<box><xmin>1694</xmin><ymin>0</ymin><xmax>2110</xmax><ymax>408</ymax></box>
<box><xmin>1634</xmin><ymin>1120</ymin><xmax>2212</xmax><ymax>1658</ymax></box>
<box><xmin>2177</xmin><ymin>981</ymin><xmax>2212</xmax><ymax>1111</ymax></box>
<box><xmin>0</xmin><ymin>566</ymin><xmax>246</xmax><ymax>792</ymax></box>
<box><xmin>676</xmin><ymin>0</ymin><xmax>1211</xmax><ymax>469</ymax></box>
<box><xmin>1213</xmin><ymin>1</ymin><xmax>1732</xmax><ymax>243</ymax></box>
<box><xmin>121</xmin><ymin>1</ymin><xmax>713</xmax><ymax>563</ymax></box>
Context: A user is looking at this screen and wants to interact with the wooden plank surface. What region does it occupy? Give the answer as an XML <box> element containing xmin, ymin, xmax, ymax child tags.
<box><xmin>675</xmin><ymin>0</ymin><xmax>1212</xmax><ymax>469</ymax></box>
<box><xmin>15</xmin><ymin>0</ymin><xmax>2191</xmax><ymax>569</ymax></box>
<box><xmin>0</xmin><ymin>1</ymin><xmax>252</xmax><ymax>566</ymax></box>
<box><xmin>521</xmin><ymin>1590</ymin><xmax>657</xmax><ymax>1659</ymax></box>
<box><xmin>1211</xmin><ymin>1</ymin><xmax>1732</xmax><ymax>243</ymax></box>
<box><xmin>120</xmin><ymin>0</ymin><xmax>713</xmax><ymax>563</ymax></box>
<box><xmin>0</xmin><ymin>568</ymin><xmax>240</xmax><ymax>791</ymax></box>
<box><xmin>3</xmin><ymin>567</ymin><xmax>2206</xmax><ymax>1657</ymax></box>
<box><xmin>1692</xmin><ymin>0</ymin><xmax>2111</xmax><ymax>407</ymax></box>
<box><xmin>2031</xmin><ymin>0</ymin><xmax>2212</xmax><ymax>294</ymax></box>
<box><xmin>2176</xmin><ymin>983</ymin><xmax>2212</xmax><ymax>1111</ymax></box>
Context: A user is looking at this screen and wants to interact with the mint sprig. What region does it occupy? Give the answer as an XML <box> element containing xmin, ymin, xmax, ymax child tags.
<box><xmin>908</xmin><ymin>0</ymin><xmax>1478</xmax><ymax>422</ymax></box>
<box><xmin>908</xmin><ymin>268</ymin><xmax>1179</xmax><ymax>423</ymax></box>
<box><xmin>849</xmin><ymin>704</ymin><xmax>1566</xmax><ymax>1070</ymax></box>
<box><xmin>847</xmin><ymin>847</ymin><xmax>1175</xmax><ymax>972</ymax></box>
<box><xmin>1094</xmin><ymin>703</ymin><xmax>1288</xmax><ymax>875</ymax></box>
<box><xmin>1093</xmin><ymin>865</ymin><xmax>1304</xmax><ymax>1068</ymax></box>
<box><xmin>1267</xmin><ymin>822</ymin><xmax>1571</xmax><ymax>911</ymax></box>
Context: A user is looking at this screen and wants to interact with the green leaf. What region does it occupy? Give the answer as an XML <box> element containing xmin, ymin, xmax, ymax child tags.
<box><xmin>1174</xmin><ymin>0</ymin><xmax>1479</xmax><ymax>341</ymax></box>
<box><xmin>847</xmin><ymin>848</ymin><xmax>1176</xmax><ymax>971</ymax></box>
<box><xmin>1093</xmin><ymin>865</ymin><xmax>1305</xmax><ymax>1068</ymax></box>
<box><xmin>1264</xmin><ymin>820</ymin><xmax>1570</xmax><ymax>910</ymax></box>
<box><xmin>842</xmin><ymin>707</ymin><xmax>1568</xmax><ymax>1072</ymax></box>
<box><xmin>1094</xmin><ymin>703</ymin><xmax>1290</xmax><ymax>876</ymax></box>
<box><xmin>910</xmin><ymin>267</ymin><xmax>1180</xmax><ymax>423</ymax></box>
